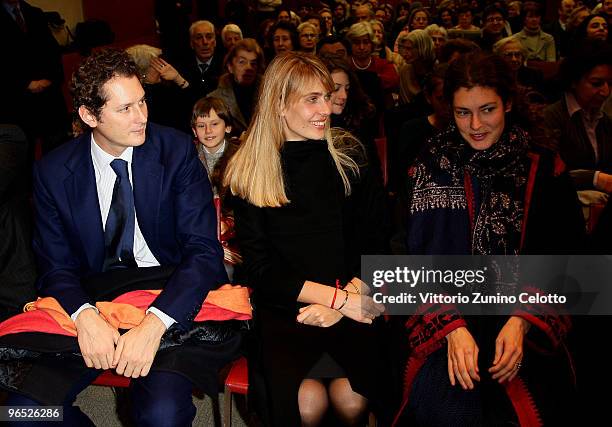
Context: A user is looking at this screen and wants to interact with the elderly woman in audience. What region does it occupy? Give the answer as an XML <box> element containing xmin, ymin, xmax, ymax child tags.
<box><xmin>397</xmin><ymin>30</ymin><xmax>436</xmax><ymax>105</ymax></box>
<box><xmin>298</xmin><ymin>22</ymin><xmax>319</xmax><ymax>53</ymax></box>
<box><xmin>221</xmin><ymin>24</ymin><xmax>243</xmax><ymax>51</ymax></box>
<box><xmin>269</xmin><ymin>21</ymin><xmax>299</xmax><ymax>57</ymax></box>
<box><xmin>396</xmin><ymin>51</ymin><xmax>584</xmax><ymax>427</ymax></box>
<box><xmin>346</xmin><ymin>21</ymin><xmax>399</xmax><ymax>95</ymax></box>
<box><xmin>408</xmin><ymin>7</ymin><xmax>430</xmax><ymax>31</ymax></box>
<box><xmin>370</xmin><ymin>19</ymin><xmax>405</xmax><ymax>69</ymax></box>
<box><xmin>125</xmin><ymin>44</ymin><xmax>192</xmax><ymax>132</ymax></box>
<box><xmin>425</xmin><ymin>24</ymin><xmax>448</xmax><ymax>60</ymax></box>
<box><xmin>208</xmin><ymin>39</ymin><xmax>265</xmax><ymax>136</ymax></box>
<box><xmin>543</xmin><ymin>41</ymin><xmax>612</xmax><ymax>193</ymax></box>
<box><xmin>493</xmin><ymin>36</ymin><xmax>544</xmax><ymax>91</ymax></box>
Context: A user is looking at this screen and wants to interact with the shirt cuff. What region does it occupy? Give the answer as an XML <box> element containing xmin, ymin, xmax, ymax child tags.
<box><xmin>594</xmin><ymin>171</ymin><xmax>601</xmax><ymax>188</ymax></box>
<box><xmin>71</xmin><ymin>303</ymin><xmax>99</xmax><ymax>322</ymax></box>
<box><xmin>146</xmin><ymin>306</ymin><xmax>176</xmax><ymax>329</ymax></box>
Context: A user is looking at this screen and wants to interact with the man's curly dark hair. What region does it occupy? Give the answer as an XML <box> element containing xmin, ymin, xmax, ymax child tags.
<box><xmin>70</xmin><ymin>48</ymin><xmax>139</xmax><ymax>128</ymax></box>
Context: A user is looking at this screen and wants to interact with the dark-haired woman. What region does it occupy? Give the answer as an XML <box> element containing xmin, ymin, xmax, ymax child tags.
<box><xmin>573</xmin><ymin>14</ymin><xmax>609</xmax><ymax>45</ymax></box>
<box><xmin>320</xmin><ymin>54</ymin><xmax>378</xmax><ymax>154</ymax></box>
<box><xmin>395</xmin><ymin>52</ymin><xmax>585</xmax><ymax>426</ymax></box>
<box><xmin>320</xmin><ymin>54</ymin><xmax>389</xmax><ymax>257</ymax></box>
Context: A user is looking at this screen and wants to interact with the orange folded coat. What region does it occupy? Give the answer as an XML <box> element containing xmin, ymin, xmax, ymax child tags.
<box><xmin>0</xmin><ymin>285</ymin><xmax>252</xmax><ymax>337</ymax></box>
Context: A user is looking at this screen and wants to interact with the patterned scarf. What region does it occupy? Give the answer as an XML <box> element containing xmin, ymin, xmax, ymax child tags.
<box><xmin>408</xmin><ymin>124</ymin><xmax>531</xmax><ymax>255</ymax></box>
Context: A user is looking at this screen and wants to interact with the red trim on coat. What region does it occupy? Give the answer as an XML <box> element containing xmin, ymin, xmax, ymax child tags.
<box><xmin>520</xmin><ymin>153</ymin><xmax>540</xmax><ymax>250</ymax></box>
<box><xmin>504</xmin><ymin>377</ymin><xmax>543</xmax><ymax>427</ymax></box>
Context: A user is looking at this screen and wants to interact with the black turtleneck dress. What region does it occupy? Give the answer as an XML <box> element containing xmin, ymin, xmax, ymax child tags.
<box><xmin>233</xmin><ymin>139</ymin><xmax>391</xmax><ymax>426</ymax></box>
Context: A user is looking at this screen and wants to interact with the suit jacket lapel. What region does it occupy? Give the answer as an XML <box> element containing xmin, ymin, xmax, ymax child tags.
<box><xmin>132</xmin><ymin>127</ymin><xmax>163</xmax><ymax>257</ymax></box>
<box><xmin>63</xmin><ymin>132</ymin><xmax>105</xmax><ymax>269</ymax></box>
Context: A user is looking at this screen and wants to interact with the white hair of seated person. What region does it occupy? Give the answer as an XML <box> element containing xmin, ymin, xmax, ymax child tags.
<box><xmin>221</xmin><ymin>24</ymin><xmax>243</xmax><ymax>48</ymax></box>
<box><xmin>126</xmin><ymin>44</ymin><xmax>162</xmax><ymax>77</ymax></box>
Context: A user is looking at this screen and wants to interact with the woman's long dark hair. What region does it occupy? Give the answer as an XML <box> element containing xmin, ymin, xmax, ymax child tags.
<box><xmin>319</xmin><ymin>53</ymin><xmax>376</xmax><ymax>132</ymax></box>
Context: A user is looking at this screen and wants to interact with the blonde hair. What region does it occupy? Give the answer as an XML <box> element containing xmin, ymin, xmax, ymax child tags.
<box><xmin>221</xmin><ymin>24</ymin><xmax>243</xmax><ymax>41</ymax></box>
<box><xmin>493</xmin><ymin>36</ymin><xmax>527</xmax><ymax>58</ymax></box>
<box><xmin>297</xmin><ymin>22</ymin><xmax>317</xmax><ymax>34</ymax></box>
<box><xmin>224</xmin><ymin>52</ymin><xmax>358</xmax><ymax>207</ymax></box>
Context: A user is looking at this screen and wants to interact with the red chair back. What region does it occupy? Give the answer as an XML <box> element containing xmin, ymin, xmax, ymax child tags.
<box><xmin>374</xmin><ymin>137</ymin><xmax>388</xmax><ymax>186</ymax></box>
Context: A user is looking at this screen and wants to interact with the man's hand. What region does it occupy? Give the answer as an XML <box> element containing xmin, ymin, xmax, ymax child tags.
<box><xmin>113</xmin><ymin>313</ymin><xmax>166</xmax><ymax>378</ymax></box>
<box><xmin>447</xmin><ymin>326</ymin><xmax>480</xmax><ymax>390</ymax></box>
<box><xmin>27</xmin><ymin>79</ymin><xmax>52</xmax><ymax>93</ymax></box>
<box><xmin>297</xmin><ymin>304</ymin><xmax>343</xmax><ymax>327</ymax></box>
<box><xmin>75</xmin><ymin>308</ymin><xmax>120</xmax><ymax>370</ymax></box>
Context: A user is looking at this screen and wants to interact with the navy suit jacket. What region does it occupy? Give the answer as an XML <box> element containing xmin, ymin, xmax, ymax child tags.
<box><xmin>32</xmin><ymin>122</ymin><xmax>227</xmax><ymax>329</ymax></box>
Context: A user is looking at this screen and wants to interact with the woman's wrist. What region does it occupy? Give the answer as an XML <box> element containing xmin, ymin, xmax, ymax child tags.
<box><xmin>174</xmin><ymin>75</ymin><xmax>189</xmax><ymax>89</ymax></box>
<box><xmin>344</xmin><ymin>280</ymin><xmax>360</xmax><ymax>294</ymax></box>
<box><xmin>335</xmin><ymin>289</ymin><xmax>349</xmax><ymax>311</ymax></box>
<box><xmin>509</xmin><ymin>316</ymin><xmax>531</xmax><ymax>335</ymax></box>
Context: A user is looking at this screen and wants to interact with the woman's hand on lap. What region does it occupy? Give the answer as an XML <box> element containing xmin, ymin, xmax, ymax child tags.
<box><xmin>446</xmin><ymin>326</ymin><xmax>480</xmax><ymax>390</ymax></box>
<box><xmin>297</xmin><ymin>304</ymin><xmax>343</xmax><ymax>327</ymax></box>
<box><xmin>338</xmin><ymin>293</ymin><xmax>384</xmax><ymax>324</ymax></box>
<box><xmin>489</xmin><ymin>316</ymin><xmax>528</xmax><ymax>383</ymax></box>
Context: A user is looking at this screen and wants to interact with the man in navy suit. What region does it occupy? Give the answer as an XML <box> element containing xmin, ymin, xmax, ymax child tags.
<box><xmin>10</xmin><ymin>48</ymin><xmax>228</xmax><ymax>426</ymax></box>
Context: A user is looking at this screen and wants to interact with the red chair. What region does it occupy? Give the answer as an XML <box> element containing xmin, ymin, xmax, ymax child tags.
<box><xmin>223</xmin><ymin>357</ymin><xmax>249</xmax><ymax>427</ymax></box>
<box><xmin>374</xmin><ymin>136</ymin><xmax>388</xmax><ymax>186</ymax></box>
<box><xmin>92</xmin><ymin>370</ymin><xmax>131</xmax><ymax>388</ymax></box>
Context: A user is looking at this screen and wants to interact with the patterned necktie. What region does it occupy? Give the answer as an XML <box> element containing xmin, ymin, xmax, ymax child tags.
<box><xmin>103</xmin><ymin>159</ymin><xmax>137</xmax><ymax>271</ymax></box>
<box><xmin>13</xmin><ymin>6</ymin><xmax>26</xmax><ymax>32</ymax></box>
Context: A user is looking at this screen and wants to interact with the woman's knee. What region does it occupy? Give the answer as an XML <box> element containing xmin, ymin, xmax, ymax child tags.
<box><xmin>298</xmin><ymin>379</ymin><xmax>329</xmax><ymax>426</ymax></box>
<box><xmin>329</xmin><ymin>378</ymin><xmax>368</xmax><ymax>422</ymax></box>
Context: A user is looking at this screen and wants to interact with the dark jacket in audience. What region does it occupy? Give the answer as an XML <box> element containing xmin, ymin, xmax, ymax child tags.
<box><xmin>543</xmin><ymin>96</ymin><xmax>612</xmax><ymax>189</ymax></box>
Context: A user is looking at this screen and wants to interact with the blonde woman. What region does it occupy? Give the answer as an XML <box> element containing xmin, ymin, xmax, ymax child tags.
<box><xmin>225</xmin><ymin>52</ymin><xmax>389</xmax><ymax>426</ymax></box>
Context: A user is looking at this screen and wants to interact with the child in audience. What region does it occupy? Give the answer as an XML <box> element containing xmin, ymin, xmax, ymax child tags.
<box><xmin>192</xmin><ymin>96</ymin><xmax>242</xmax><ymax>275</ymax></box>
